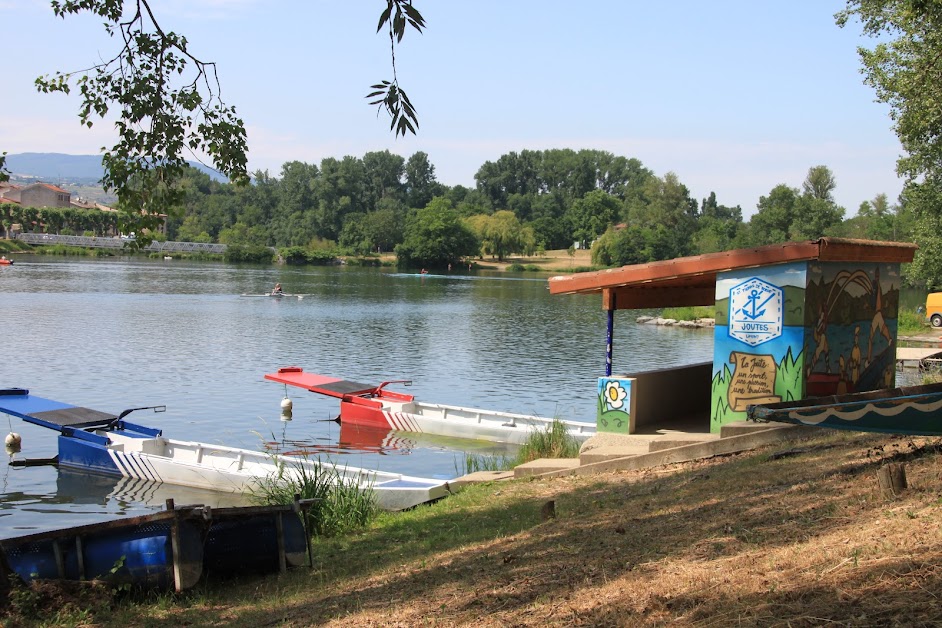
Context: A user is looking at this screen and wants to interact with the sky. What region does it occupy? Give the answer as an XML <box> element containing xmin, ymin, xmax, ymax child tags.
<box><xmin>1</xmin><ymin>1</ymin><xmax>904</xmax><ymax>218</ymax></box>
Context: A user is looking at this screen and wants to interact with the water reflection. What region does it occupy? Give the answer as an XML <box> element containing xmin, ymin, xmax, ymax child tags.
<box><xmin>56</xmin><ymin>470</ymin><xmax>251</xmax><ymax>510</ymax></box>
<box><xmin>0</xmin><ymin>257</ymin><xmax>714</xmax><ymax>533</ymax></box>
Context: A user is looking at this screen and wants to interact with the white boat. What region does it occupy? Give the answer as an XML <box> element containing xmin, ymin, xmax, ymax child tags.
<box><xmin>265</xmin><ymin>367</ymin><xmax>597</xmax><ymax>445</ymax></box>
<box><xmin>0</xmin><ymin>388</ymin><xmax>450</xmax><ymax>511</ymax></box>
<box><xmin>240</xmin><ymin>292</ymin><xmax>309</xmax><ymax>300</ymax></box>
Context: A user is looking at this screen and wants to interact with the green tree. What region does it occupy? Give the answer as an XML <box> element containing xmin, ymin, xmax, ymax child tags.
<box><xmin>396</xmin><ymin>197</ymin><xmax>478</xmax><ymax>267</ymax></box>
<box><xmin>838</xmin><ymin>2</ymin><xmax>942</xmax><ymax>285</ymax></box>
<box><xmin>467</xmin><ymin>210</ymin><xmax>533</xmax><ymax>261</ymax></box>
<box><xmin>624</xmin><ymin>172</ymin><xmax>698</xmax><ymax>259</ymax></box>
<box><xmin>802</xmin><ymin>165</ymin><xmax>837</xmax><ymax>201</ymax></box>
<box><xmin>565</xmin><ymin>189</ymin><xmax>621</xmax><ymax>249</ymax></box>
<box><xmin>404</xmin><ymin>151</ymin><xmax>441</xmax><ymax>209</ymax></box>
<box><xmin>29</xmin><ymin>1</ymin><xmax>424</xmax><ymax>236</ymax></box>
<box><xmin>748</xmin><ymin>184</ymin><xmax>800</xmax><ymax>245</ymax></box>
<box><xmin>692</xmin><ymin>192</ymin><xmax>743</xmax><ymax>254</ymax></box>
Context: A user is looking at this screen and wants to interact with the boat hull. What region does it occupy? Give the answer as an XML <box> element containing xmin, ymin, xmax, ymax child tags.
<box><xmin>0</xmin><ymin>511</ymin><xmax>204</xmax><ymax>590</ymax></box>
<box><xmin>265</xmin><ymin>367</ymin><xmax>596</xmax><ymax>445</ymax></box>
<box><xmin>747</xmin><ymin>382</ymin><xmax>942</xmax><ymax>436</ymax></box>
<box><xmin>57</xmin><ymin>431</ymin><xmax>448</xmax><ymax>511</ymax></box>
<box><xmin>341</xmin><ymin>398</ymin><xmax>596</xmax><ymax>445</ymax></box>
<box><xmin>0</xmin><ymin>503</ymin><xmax>313</xmax><ymax>590</ymax></box>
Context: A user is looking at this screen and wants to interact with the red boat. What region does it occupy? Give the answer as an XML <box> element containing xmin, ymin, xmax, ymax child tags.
<box><xmin>0</xmin><ymin>258</ymin><xmax>12</xmax><ymax>265</ymax></box>
<box><xmin>265</xmin><ymin>366</ymin><xmax>596</xmax><ymax>445</ymax></box>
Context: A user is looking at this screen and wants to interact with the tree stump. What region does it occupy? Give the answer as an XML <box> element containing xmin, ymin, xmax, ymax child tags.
<box><xmin>877</xmin><ymin>463</ymin><xmax>908</xmax><ymax>499</ymax></box>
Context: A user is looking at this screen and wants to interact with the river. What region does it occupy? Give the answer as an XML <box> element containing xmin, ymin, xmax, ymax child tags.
<box><xmin>0</xmin><ymin>256</ymin><xmax>715</xmax><ymax>535</ymax></box>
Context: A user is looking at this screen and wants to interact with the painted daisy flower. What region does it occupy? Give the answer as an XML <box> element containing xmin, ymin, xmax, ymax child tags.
<box><xmin>603</xmin><ymin>380</ymin><xmax>627</xmax><ymax>411</ymax></box>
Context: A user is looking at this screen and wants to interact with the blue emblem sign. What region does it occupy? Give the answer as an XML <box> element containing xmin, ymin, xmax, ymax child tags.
<box><xmin>728</xmin><ymin>278</ymin><xmax>783</xmax><ymax>346</ymax></box>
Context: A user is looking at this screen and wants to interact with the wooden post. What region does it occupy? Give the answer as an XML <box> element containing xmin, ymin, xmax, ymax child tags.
<box><xmin>877</xmin><ymin>463</ymin><xmax>908</xmax><ymax>498</ymax></box>
<box><xmin>275</xmin><ymin>512</ymin><xmax>287</xmax><ymax>573</ymax></box>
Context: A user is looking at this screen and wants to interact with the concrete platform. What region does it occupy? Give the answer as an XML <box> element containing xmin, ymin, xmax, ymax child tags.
<box><xmin>648</xmin><ymin>432</ymin><xmax>721</xmax><ymax>452</ymax></box>
<box><xmin>448</xmin><ymin>470</ymin><xmax>515</xmax><ymax>489</ymax></box>
<box><xmin>514</xmin><ymin>458</ymin><xmax>581</xmax><ymax>478</ymax></box>
<box><xmin>451</xmin><ymin>420</ymin><xmax>811</xmax><ymax>488</ymax></box>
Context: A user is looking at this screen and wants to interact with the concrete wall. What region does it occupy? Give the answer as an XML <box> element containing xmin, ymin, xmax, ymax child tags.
<box><xmin>607</xmin><ymin>362</ymin><xmax>712</xmax><ymax>433</ymax></box>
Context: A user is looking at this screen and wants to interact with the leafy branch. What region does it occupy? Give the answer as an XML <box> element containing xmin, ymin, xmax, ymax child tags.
<box><xmin>368</xmin><ymin>0</ymin><xmax>425</xmax><ymax>137</ymax></box>
<box><xmin>36</xmin><ymin>0</ymin><xmax>248</xmax><ymax>232</ymax></box>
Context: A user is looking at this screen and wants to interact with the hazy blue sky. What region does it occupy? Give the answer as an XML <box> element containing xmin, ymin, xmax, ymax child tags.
<box><xmin>2</xmin><ymin>1</ymin><xmax>903</xmax><ymax>217</ymax></box>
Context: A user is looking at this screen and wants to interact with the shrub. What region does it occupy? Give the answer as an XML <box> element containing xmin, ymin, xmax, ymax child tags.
<box><xmin>251</xmin><ymin>458</ymin><xmax>379</xmax><ymax>538</ymax></box>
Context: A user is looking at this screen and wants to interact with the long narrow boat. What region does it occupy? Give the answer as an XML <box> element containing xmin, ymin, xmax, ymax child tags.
<box><xmin>1</xmin><ymin>500</ymin><xmax>310</xmax><ymax>591</ymax></box>
<box><xmin>265</xmin><ymin>367</ymin><xmax>597</xmax><ymax>445</ymax></box>
<box><xmin>240</xmin><ymin>292</ymin><xmax>309</xmax><ymax>299</ymax></box>
<box><xmin>0</xmin><ymin>388</ymin><xmax>450</xmax><ymax>511</ymax></box>
<box><xmin>746</xmin><ymin>382</ymin><xmax>942</xmax><ymax>436</ymax></box>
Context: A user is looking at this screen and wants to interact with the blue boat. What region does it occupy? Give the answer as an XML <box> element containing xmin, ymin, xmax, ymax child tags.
<box><xmin>0</xmin><ymin>387</ymin><xmax>450</xmax><ymax>511</ymax></box>
<box><xmin>0</xmin><ymin>500</ymin><xmax>313</xmax><ymax>591</ymax></box>
<box><xmin>747</xmin><ymin>382</ymin><xmax>942</xmax><ymax>435</ymax></box>
<box><xmin>1</xmin><ymin>509</ymin><xmax>204</xmax><ymax>591</ymax></box>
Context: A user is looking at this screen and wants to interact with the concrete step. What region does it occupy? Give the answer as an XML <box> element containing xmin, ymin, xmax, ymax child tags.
<box><xmin>579</xmin><ymin>442</ymin><xmax>652</xmax><ymax>464</ymax></box>
<box><xmin>648</xmin><ymin>432</ymin><xmax>721</xmax><ymax>452</ymax></box>
<box><xmin>449</xmin><ymin>470</ymin><xmax>515</xmax><ymax>489</ymax></box>
<box><xmin>720</xmin><ymin>420</ymin><xmax>793</xmax><ymax>438</ymax></box>
<box><xmin>514</xmin><ymin>458</ymin><xmax>581</xmax><ymax>478</ymax></box>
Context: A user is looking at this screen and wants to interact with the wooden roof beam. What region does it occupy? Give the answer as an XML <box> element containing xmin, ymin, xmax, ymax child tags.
<box><xmin>603</xmin><ymin>285</ymin><xmax>717</xmax><ymax>311</ymax></box>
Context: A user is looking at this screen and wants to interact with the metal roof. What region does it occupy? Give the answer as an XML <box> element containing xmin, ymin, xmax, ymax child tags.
<box><xmin>547</xmin><ymin>238</ymin><xmax>918</xmax><ymax>310</ymax></box>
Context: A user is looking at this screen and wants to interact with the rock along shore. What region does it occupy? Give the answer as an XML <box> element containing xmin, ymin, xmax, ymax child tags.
<box><xmin>635</xmin><ymin>316</ymin><xmax>715</xmax><ymax>329</ymax></box>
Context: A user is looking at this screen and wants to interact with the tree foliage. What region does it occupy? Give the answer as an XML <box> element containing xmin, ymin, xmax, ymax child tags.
<box><xmin>29</xmin><ymin>0</ymin><xmax>424</xmax><ymax>239</ymax></box>
<box><xmin>396</xmin><ymin>197</ymin><xmax>478</xmax><ymax>267</ymax></box>
<box><xmin>836</xmin><ymin>1</ymin><xmax>942</xmax><ymax>285</ymax></box>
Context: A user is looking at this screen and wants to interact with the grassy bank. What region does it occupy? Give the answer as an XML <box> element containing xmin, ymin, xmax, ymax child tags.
<box><xmin>6</xmin><ymin>428</ymin><xmax>942</xmax><ymax>626</ymax></box>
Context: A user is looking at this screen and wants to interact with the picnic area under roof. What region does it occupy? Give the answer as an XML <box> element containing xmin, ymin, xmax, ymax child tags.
<box><xmin>547</xmin><ymin>238</ymin><xmax>918</xmax><ymax>310</ymax></box>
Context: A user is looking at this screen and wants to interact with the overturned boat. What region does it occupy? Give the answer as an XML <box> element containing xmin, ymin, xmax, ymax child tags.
<box><xmin>747</xmin><ymin>382</ymin><xmax>942</xmax><ymax>436</ymax></box>
<box><xmin>265</xmin><ymin>366</ymin><xmax>597</xmax><ymax>445</ymax></box>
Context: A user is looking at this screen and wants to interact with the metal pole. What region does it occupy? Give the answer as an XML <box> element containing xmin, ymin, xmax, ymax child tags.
<box><xmin>606</xmin><ymin>296</ymin><xmax>615</xmax><ymax>377</ymax></box>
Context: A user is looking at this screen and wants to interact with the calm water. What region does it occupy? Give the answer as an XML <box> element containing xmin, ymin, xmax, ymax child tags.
<box><xmin>0</xmin><ymin>256</ymin><xmax>713</xmax><ymax>536</ymax></box>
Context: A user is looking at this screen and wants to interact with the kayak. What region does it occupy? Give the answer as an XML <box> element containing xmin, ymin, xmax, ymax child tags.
<box><xmin>240</xmin><ymin>293</ymin><xmax>309</xmax><ymax>299</ymax></box>
<box><xmin>0</xmin><ymin>259</ymin><xmax>12</xmax><ymax>266</ymax></box>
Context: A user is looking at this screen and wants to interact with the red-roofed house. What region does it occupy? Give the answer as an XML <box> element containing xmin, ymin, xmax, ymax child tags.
<box><xmin>1</xmin><ymin>183</ymin><xmax>71</xmax><ymax>208</ymax></box>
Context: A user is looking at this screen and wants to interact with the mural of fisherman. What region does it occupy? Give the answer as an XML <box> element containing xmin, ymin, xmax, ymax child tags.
<box><xmin>803</xmin><ymin>263</ymin><xmax>899</xmax><ymax>397</ymax></box>
<box><xmin>867</xmin><ymin>266</ymin><xmax>893</xmax><ymax>368</ymax></box>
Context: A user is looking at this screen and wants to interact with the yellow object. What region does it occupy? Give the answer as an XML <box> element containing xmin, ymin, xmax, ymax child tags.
<box><xmin>926</xmin><ymin>292</ymin><xmax>942</xmax><ymax>328</ymax></box>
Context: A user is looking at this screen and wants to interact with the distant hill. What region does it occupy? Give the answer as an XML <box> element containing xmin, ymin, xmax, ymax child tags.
<box><xmin>5</xmin><ymin>152</ymin><xmax>226</xmax><ymax>186</ymax></box>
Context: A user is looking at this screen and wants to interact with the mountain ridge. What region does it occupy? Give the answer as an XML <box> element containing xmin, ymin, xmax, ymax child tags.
<box><xmin>5</xmin><ymin>152</ymin><xmax>226</xmax><ymax>185</ymax></box>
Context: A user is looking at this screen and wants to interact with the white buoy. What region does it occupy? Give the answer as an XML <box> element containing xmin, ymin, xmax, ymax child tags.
<box><xmin>280</xmin><ymin>397</ymin><xmax>293</xmax><ymax>421</ymax></box>
<box><xmin>5</xmin><ymin>433</ymin><xmax>21</xmax><ymax>448</ymax></box>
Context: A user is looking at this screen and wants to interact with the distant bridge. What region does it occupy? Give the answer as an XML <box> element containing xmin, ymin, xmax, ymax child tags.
<box><xmin>16</xmin><ymin>233</ymin><xmax>228</xmax><ymax>255</ymax></box>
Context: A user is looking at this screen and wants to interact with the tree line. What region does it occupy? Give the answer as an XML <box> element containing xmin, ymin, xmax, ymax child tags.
<box><xmin>2</xmin><ymin>146</ymin><xmax>919</xmax><ymax>282</ymax></box>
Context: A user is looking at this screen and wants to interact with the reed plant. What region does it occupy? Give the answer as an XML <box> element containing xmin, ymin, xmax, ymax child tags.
<box><xmin>456</xmin><ymin>419</ymin><xmax>582</xmax><ymax>474</ymax></box>
<box><xmin>660</xmin><ymin>304</ymin><xmax>715</xmax><ymax>321</ymax></box>
<box><xmin>251</xmin><ymin>458</ymin><xmax>379</xmax><ymax>538</ymax></box>
<box><xmin>515</xmin><ymin>418</ymin><xmax>581</xmax><ymax>463</ymax></box>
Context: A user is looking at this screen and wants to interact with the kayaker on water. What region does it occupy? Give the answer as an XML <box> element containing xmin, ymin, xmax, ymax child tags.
<box><xmin>272</xmin><ymin>283</ymin><xmax>284</xmax><ymax>295</ymax></box>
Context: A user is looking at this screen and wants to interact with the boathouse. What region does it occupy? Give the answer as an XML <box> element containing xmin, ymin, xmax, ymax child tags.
<box><xmin>548</xmin><ymin>238</ymin><xmax>918</xmax><ymax>435</ymax></box>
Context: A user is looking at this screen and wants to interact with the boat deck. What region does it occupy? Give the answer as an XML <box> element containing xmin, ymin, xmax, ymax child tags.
<box><xmin>896</xmin><ymin>347</ymin><xmax>942</xmax><ymax>369</ymax></box>
<box><xmin>0</xmin><ymin>389</ymin><xmax>117</xmax><ymax>430</ymax></box>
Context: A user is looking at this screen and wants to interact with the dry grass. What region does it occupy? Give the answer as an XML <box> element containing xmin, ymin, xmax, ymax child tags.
<box><xmin>9</xmin><ymin>429</ymin><xmax>942</xmax><ymax>627</ymax></box>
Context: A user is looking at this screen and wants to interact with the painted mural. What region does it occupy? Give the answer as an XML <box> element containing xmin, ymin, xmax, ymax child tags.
<box><xmin>711</xmin><ymin>260</ymin><xmax>902</xmax><ymax>432</ymax></box>
<box><xmin>597</xmin><ymin>377</ymin><xmax>631</xmax><ymax>434</ymax></box>
<box><xmin>803</xmin><ymin>262</ymin><xmax>899</xmax><ymax>397</ymax></box>
<box><xmin>712</xmin><ymin>262</ymin><xmax>807</xmax><ymax>431</ymax></box>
